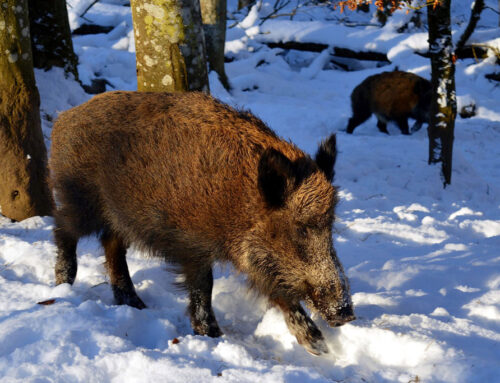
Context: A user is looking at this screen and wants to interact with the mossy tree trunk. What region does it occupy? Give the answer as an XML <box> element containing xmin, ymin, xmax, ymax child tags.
<box><xmin>427</xmin><ymin>0</ymin><xmax>457</xmax><ymax>187</ymax></box>
<box><xmin>200</xmin><ymin>0</ymin><xmax>230</xmax><ymax>89</ymax></box>
<box><xmin>0</xmin><ymin>0</ymin><xmax>53</xmax><ymax>221</ymax></box>
<box><xmin>28</xmin><ymin>0</ymin><xmax>78</xmax><ymax>79</ymax></box>
<box><xmin>131</xmin><ymin>0</ymin><xmax>209</xmax><ymax>92</ymax></box>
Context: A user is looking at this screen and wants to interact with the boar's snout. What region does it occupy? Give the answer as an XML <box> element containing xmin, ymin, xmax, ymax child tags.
<box><xmin>327</xmin><ymin>305</ymin><xmax>356</xmax><ymax>327</ymax></box>
<box><xmin>305</xmin><ymin>252</ymin><xmax>355</xmax><ymax>328</ymax></box>
<box><xmin>306</xmin><ymin>284</ymin><xmax>356</xmax><ymax>328</ymax></box>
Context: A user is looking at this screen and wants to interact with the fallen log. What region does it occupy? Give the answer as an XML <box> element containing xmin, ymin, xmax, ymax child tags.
<box><xmin>265</xmin><ymin>41</ymin><xmax>390</xmax><ymax>62</ymax></box>
<box><xmin>415</xmin><ymin>45</ymin><xmax>492</xmax><ymax>60</ymax></box>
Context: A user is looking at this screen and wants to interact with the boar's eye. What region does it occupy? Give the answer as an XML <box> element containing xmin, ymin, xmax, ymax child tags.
<box><xmin>297</xmin><ymin>226</ymin><xmax>308</xmax><ymax>238</ymax></box>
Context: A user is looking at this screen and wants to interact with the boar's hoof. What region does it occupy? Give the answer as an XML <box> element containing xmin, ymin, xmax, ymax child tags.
<box><xmin>193</xmin><ymin>322</ymin><xmax>223</xmax><ymax>338</ymax></box>
<box><xmin>303</xmin><ymin>335</ymin><xmax>329</xmax><ymax>356</ymax></box>
<box><xmin>55</xmin><ymin>273</ymin><xmax>76</xmax><ymax>286</ymax></box>
<box><xmin>112</xmin><ymin>286</ymin><xmax>147</xmax><ymax>310</ymax></box>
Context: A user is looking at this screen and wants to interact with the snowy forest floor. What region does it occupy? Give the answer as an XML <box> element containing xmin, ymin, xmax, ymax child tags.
<box><xmin>1</xmin><ymin>1</ymin><xmax>500</xmax><ymax>382</ymax></box>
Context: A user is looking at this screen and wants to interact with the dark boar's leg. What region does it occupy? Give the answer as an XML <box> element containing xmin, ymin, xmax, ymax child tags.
<box><xmin>54</xmin><ymin>223</ymin><xmax>78</xmax><ymax>285</ymax></box>
<box><xmin>411</xmin><ymin>120</ymin><xmax>423</xmax><ymax>133</ymax></box>
<box><xmin>346</xmin><ymin>107</ymin><xmax>371</xmax><ymax>134</ymax></box>
<box><xmin>100</xmin><ymin>230</ymin><xmax>146</xmax><ymax>309</ymax></box>
<box><xmin>185</xmin><ymin>264</ymin><xmax>222</xmax><ymax>338</ymax></box>
<box><xmin>396</xmin><ymin>118</ymin><xmax>410</xmax><ymax>135</ymax></box>
<box><xmin>274</xmin><ymin>299</ymin><xmax>329</xmax><ymax>356</ymax></box>
<box><xmin>376</xmin><ymin>119</ymin><xmax>389</xmax><ymax>134</ymax></box>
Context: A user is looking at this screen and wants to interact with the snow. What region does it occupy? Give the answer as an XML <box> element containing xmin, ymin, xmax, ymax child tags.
<box><xmin>1</xmin><ymin>0</ymin><xmax>500</xmax><ymax>382</ymax></box>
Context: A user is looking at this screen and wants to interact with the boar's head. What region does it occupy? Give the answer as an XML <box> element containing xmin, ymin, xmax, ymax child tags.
<box><xmin>248</xmin><ymin>134</ymin><xmax>354</xmax><ymax>327</ymax></box>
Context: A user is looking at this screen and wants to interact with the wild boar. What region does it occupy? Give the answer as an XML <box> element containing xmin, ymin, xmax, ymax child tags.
<box><xmin>346</xmin><ymin>70</ymin><xmax>432</xmax><ymax>135</ymax></box>
<box><xmin>50</xmin><ymin>91</ymin><xmax>354</xmax><ymax>355</ymax></box>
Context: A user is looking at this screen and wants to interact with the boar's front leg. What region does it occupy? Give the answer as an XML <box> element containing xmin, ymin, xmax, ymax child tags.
<box><xmin>396</xmin><ymin>118</ymin><xmax>410</xmax><ymax>135</ymax></box>
<box><xmin>273</xmin><ymin>298</ymin><xmax>329</xmax><ymax>356</ymax></box>
<box><xmin>185</xmin><ymin>264</ymin><xmax>222</xmax><ymax>338</ymax></box>
<box><xmin>101</xmin><ymin>230</ymin><xmax>146</xmax><ymax>309</ymax></box>
<box><xmin>376</xmin><ymin>119</ymin><xmax>389</xmax><ymax>134</ymax></box>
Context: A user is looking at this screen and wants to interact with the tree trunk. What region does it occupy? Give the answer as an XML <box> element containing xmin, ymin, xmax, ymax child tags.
<box><xmin>28</xmin><ymin>0</ymin><xmax>78</xmax><ymax>79</ymax></box>
<box><xmin>131</xmin><ymin>0</ymin><xmax>209</xmax><ymax>92</ymax></box>
<box><xmin>456</xmin><ymin>0</ymin><xmax>485</xmax><ymax>51</ymax></box>
<box><xmin>237</xmin><ymin>0</ymin><xmax>254</xmax><ymax>10</ymax></box>
<box><xmin>200</xmin><ymin>0</ymin><xmax>230</xmax><ymax>89</ymax></box>
<box><xmin>0</xmin><ymin>0</ymin><xmax>53</xmax><ymax>221</ymax></box>
<box><xmin>427</xmin><ymin>0</ymin><xmax>457</xmax><ymax>187</ymax></box>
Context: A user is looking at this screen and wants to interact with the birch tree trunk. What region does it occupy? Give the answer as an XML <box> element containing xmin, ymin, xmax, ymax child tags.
<box><xmin>201</xmin><ymin>0</ymin><xmax>230</xmax><ymax>89</ymax></box>
<box><xmin>427</xmin><ymin>0</ymin><xmax>457</xmax><ymax>186</ymax></box>
<box><xmin>0</xmin><ymin>0</ymin><xmax>53</xmax><ymax>221</ymax></box>
<box><xmin>28</xmin><ymin>0</ymin><xmax>78</xmax><ymax>79</ymax></box>
<box><xmin>131</xmin><ymin>0</ymin><xmax>209</xmax><ymax>92</ymax></box>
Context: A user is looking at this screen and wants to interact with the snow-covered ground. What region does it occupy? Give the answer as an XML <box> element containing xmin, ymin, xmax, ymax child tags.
<box><xmin>1</xmin><ymin>1</ymin><xmax>500</xmax><ymax>382</ymax></box>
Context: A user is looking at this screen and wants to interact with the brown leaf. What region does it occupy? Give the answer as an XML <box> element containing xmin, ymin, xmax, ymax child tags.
<box><xmin>37</xmin><ymin>299</ymin><xmax>56</xmax><ymax>306</ymax></box>
<box><xmin>172</xmin><ymin>337</ymin><xmax>180</xmax><ymax>344</ymax></box>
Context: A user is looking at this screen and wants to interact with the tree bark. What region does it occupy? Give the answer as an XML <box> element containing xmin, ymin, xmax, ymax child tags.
<box><xmin>200</xmin><ymin>0</ymin><xmax>230</xmax><ymax>89</ymax></box>
<box><xmin>28</xmin><ymin>0</ymin><xmax>78</xmax><ymax>79</ymax></box>
<box><xmin>237</xmin><ymin>0</ymin><xmax>255</xmax><ymax>10</ymax></box>
<box><xmin>131</xmin><ymin>0</ymin><xmax>209</xmax><ymax>92</ymax></box>
<box><xmin>456</xmin><ymin>0</ymin><xmax>485</xmax><ymax>52</ymax></box>
<box><xmin>0</xmin><ymin>0</ymin><xmax>53</xmax><ymax>221</ymax></box>
<box><xmin>427</xmin><ymin>0</ymin><xmax>457</xmax><ymax>187</ymax></box>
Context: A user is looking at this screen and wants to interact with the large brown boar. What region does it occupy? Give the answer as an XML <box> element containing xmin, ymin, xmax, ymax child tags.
<box><xmin>50</xmin><ymin>91</ymin><xmax>354</xmax><ymax>355</ymax></box>
<box><xmin>346</xmin><ymin>70</ymin><xmax>432</xmax><ymax>135</ymax></box>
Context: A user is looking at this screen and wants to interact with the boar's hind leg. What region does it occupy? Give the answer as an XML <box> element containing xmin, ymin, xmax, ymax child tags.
<box><xmin>411</xmin><ymin>120</ymin><xmax>423</xmax><ymax>133</ymax></box>
<box><xmin>346</xmin><ymin>107</ymin><xmax>371</xmax><ymax>134</ymax></box>
<box><xmin>185</xmin><ymin>265</ymin><xmax>222</xmax><ymax>338</ymax></box>
<box><xmin>101</xmin><ymin>230</ymin><xmax>146</xmax><ymax>309</ymax></box>
<box><xmin>274</xmin><ymin>299</ymin><xmax>329</xmax><ymax>356</ymax></box>
<box><xmin>54</xmin><ymin>223</ymin><xmax>78</xmax><ymax>285</ymax></box>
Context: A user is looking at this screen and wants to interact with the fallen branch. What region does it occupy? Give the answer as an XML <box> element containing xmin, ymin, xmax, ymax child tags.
<box><xmin>485</xmin><ymin>72</ymin><xmax>500</xmax><ymax>82</ymax></box>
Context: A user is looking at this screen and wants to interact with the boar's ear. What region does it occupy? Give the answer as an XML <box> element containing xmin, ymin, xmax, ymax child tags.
<box><xmin>258</xmin><ymin>148</ymin><xmax>295</xmax><ymax>208</ymax></box>
<box><xmin>315</xmin><ymin>134</ymin><xmax>336</xmax><ymax>183</ymax></box>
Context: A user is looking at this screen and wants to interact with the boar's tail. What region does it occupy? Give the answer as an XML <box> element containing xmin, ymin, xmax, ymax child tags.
<box><xmin>315</xmin><ymin>134</ymin><xmax>337</xmax><ymax>183</ymax></box>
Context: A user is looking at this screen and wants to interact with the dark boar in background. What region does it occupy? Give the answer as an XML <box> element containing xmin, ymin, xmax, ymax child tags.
<box><xmin>49</xmin><ymin>91</ymin><xmax>354</xmax><ymax>355</ymax></box>
<box><xmin>346</xmin><ymin>70</ymin><xmax>432</xmax><ymax>135</ymax></box>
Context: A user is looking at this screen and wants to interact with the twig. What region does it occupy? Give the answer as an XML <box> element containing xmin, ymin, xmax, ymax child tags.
<box><xmin>259</xmin><ymin>0</ymin><xmax>292</xmax><ymax>25</ymax></box>
<box><xmin>484</xmin><ymin>6</ymin><xmax>500</xmax><ymax>15</ymax></box>
<box><xmin>80</xmin><ymin>0</ymin><xmax>100</xmax><ymax>19</ymax></box>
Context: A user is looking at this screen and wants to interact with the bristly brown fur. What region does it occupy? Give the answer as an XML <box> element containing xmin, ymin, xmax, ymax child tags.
<box><xmin>347</xmin><ymin>70</ymin><xmax>432</xmax><ymax>135</ymax></box>
<box><xmin>50</xmin><ymin>91</ymin><xmax>354</xmax><ymax>355</ymax></box>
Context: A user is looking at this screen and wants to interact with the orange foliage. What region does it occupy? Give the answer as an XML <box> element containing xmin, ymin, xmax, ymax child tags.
<box><xmin>333</xmin><ymin>0</ymin><xmax>442</xmax><ymax>13</ymax></box>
